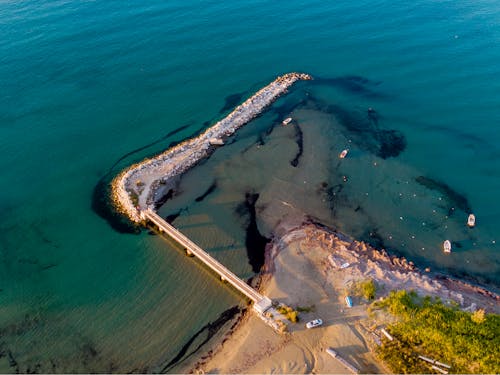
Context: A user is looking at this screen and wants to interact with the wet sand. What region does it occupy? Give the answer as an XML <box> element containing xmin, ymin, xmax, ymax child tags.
<box><xmin>190</xmin><ymin>220</ymin><xmax>499</xmax><ymax>374</ymax></box>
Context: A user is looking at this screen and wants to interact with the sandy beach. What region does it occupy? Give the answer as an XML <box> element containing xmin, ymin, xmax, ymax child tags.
<box><xmin>191</xmin><ymin>220</ymin><xmax>499</xmax><ymax>374</ymax></box>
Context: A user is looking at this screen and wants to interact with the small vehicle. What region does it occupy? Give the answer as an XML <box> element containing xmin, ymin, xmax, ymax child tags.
<box><xmin>306</xmin><ymin>318</ymin><xmax>323</xmax><ymax>329</ymax></box>
<box><xmin>345</xmin><ymin>296</ymin><xmax>353</xmax><ymax>307</ymax></box>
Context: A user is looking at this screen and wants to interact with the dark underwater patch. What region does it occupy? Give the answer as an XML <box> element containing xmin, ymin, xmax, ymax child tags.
<box><xmin>30</xmin><ymin>223</ymin><xmax>58</xmax><ymax>248</ymax></box>
<box><xmin>92</xmin><ymin>123</ymin><xmax>200</xmax><ymax>234</ymax></box>
<box><xmin>415</xmin><ymin>176</ymin><xmax>472</xmax><ymax>213</ymax></box>
<box><xmin>326</xmin><ymin>103</ymin><xmax>361</xmax><ymax>127</ymax></box>
<box><xmin>219</xmin><ymin>93</ymin><xmax>245</xmax><ymax>114</ymax></box>
<box><xmin>377</xmin><ymin>129</ymin><xmax>407</xmax><ymax>159</ymax></box>
<box><xmin>7</xmin><ymin>350</ymin><xmax>18</xmax><ymax>372</ymax></box>
<box><xmin>195</xmin><ymin>182</ymin><xmax>217</xmax><ymax>203</ymax></box>
<box><xmin>154</xmin><ymin>189</ymin><xmax>175</xmax><ymax>209</ymax></box>
<box><xmin>436</xmin><ymin>267</ymin><xmax>498</xmax><ymax>294</ymax></box>
<box><xmin>108</xmin><ymin>124</ymin><xmax>191</xmax><ymax>173</ymax></box>
<box><xmin>424</xmin><ymin>124</ymin><xmax>487</xmax><ymax>148</ymax></box>
<box><xmin>257</xmin><ymin>133</ymin><xmax>266</xmax><ymax>146</ymax></box>
<box><xmin>362</xmin><ymin>228</ymin><xmax>386</xmax><ymax>250</ymax></box>
<box><xmin>314</xmin><ymin>102</ymin><xmax>407</xmax><ymax>159</ymax></box>
<box><xmin>312</xmin><ymin>75</ymin><xmax>384</xmax><ymax>98</ymax></box>
<box><xmin>185</xmin><ymin>123</ymin><xmax>214</xmax><ymax>142</ymax></box>
<box><xmin>165</xmin><ymin>211</ymin><xmax>181</xmax><ymax>224</ymax></box>
<box><xmin>235</xmin><ymin>193</ymin><xmax>270</xmax><ymax>273</ymax></box>
<box><xmin>92</xmin><ymin>80</ymin><xmax>308</xmax><ymax>234</ymax></box>
<box><xmin>271</xmin><ymin>91</ymin><xmax>309</xmax><ymax>120</ymax></box>
<box><xmin>17</xmin><ymin>257</ymin><xmax>58</xmax><ymax>272</ymax></box>
<box><xmin>91</xmin><ymin>177</ymin><xmax>140</xmax><ymax>234</ymax></box>
<box><xmin>92</xmin><ymin>120</ymin><xmax>210</xmax><ymax>233</ymax></box>
<box><xmin>367</xmin><ymin>107</ymin><xmax>379</xmax><ymax>127</ymax></box>
<box><xmin>160</xmin><ymin>306</ymin><xmax>242</xmax><ymax>373</ymax></box>
<box><xmin>290</xmin><ymin>123</ymin><xmax>303</xmax><ymax>167</ymax></box>
<box><xmin>324</xmin><ymin>183</ymin><xmax>344</xmax><ymax>216</ymax></box>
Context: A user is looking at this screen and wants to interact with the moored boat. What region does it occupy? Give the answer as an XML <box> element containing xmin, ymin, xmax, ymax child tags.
<box><xmin>467</xmin><ymin>214</ymin><xmax>475</xmax><ymax>227</ymax></box>
<box><xmin>339</xmin><ymin>149</ymin><xmax>348</xmax><ymax>159</ymax></box>
<box><xmin>209</xmin><ymin>138</ymin><xmax>224</xmax><ymax>146</ymax></box>
<box><xmin>282</xmin><ymin>117</ymin><xmax>292</xmax><ymax>125</ymax></box>
<box><xmin>443</xmin><ymin>240</ymin><xmax>452</xmax><ymax>253</ymax></box>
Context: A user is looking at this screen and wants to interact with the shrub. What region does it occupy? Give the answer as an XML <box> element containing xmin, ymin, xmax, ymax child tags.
<box><xmin>371</xmin><ymin>290</ymin><xmax>500</xmax><ymax>374</ymax></box>
<box><xmin>276</xmin><ymin>304</ymin><xmax>300</xmax><ymax>323</ymax></box>
<box><xmin>471</xmin><ymin>309</ymin><xmax>486</xmax><ymax>324</ymax></box>
<box><xmin>352</xmin><ymin>279</ymin><xmax>377</xmax><ymax>301</ymax></box>
<box><xmin>296</xmin><ymin>305</ymin><xmax>316</xmax><ymax>313</ymax></box>
<box><xmin>359</xmin><ymin>279</ymin><xmax>377</xmax><ymax>300</ymax></box>
<box><xmin>288</xmin><ymin>310</ymin><xmax>298</xmax><ymax>323</ymax></box>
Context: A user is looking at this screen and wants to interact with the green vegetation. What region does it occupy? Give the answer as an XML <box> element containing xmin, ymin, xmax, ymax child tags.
<box><xmin>277</xmin><ymin>305</ymin><xmax>299</xmax><ymax>323</ymax></box>
<box><xmin>370</xmin><ymin>290</ymin><xmax>500</xmax><ymax>374</ymax></box>
<box><xmin>295</xmin><ymin>304</ymin><xmax>316</xmax><ymax>313</ymax></box>
<box><xmin>353</xmin><ymin>279</ymin><xmax>377</xmax><ymax>301</ymax></box>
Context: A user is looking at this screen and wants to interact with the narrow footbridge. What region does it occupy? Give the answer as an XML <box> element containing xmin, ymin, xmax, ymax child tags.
<box><xmin>142</xmin><ymin>208</ymin><xmax>272</xmax><ymax>313</ymax></box>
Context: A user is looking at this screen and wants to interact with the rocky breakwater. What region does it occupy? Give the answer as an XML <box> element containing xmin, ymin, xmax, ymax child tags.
<box><xmin>111</xmin><ymin>73</ymin><xmax>312</xmax><ymax>223</ymax></box>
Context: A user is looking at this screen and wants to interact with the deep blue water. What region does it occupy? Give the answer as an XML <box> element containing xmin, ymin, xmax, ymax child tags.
<box><xmin>1</xmin><ymin>0</ymin><xmax>499</xmax><ymax>372</ymax></box>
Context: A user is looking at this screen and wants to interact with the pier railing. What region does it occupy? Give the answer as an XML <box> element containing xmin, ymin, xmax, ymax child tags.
<box><xmin>142</xmin><ymin>208</ymin><xmax>272</xmax><ymax>312</ymax></box>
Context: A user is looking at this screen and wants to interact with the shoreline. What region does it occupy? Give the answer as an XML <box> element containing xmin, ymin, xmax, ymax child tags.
<box><xmin>108</xmin><ymin>73</ymin><xmax>500</xmax><ymax>373</ymax></box>
<box><xmin>110</xmin><ymin>72</ymin><xmax>312</xmax><ymax>223</ymax></box>
<box><xmin>190</xmin><ymin>219</ymin><xmax>499</xmax><ymax>374</ymax></box>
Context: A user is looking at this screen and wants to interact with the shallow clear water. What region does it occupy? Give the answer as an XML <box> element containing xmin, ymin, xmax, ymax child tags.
<box><xmin>1</xmin><ymin>0</ymin><xmax>500</xmax><ymax>372</ymax></box>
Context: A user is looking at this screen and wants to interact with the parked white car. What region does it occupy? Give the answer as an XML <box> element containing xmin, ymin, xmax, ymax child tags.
<box><xmin>306</xmin><ymin>318</ymin><xmax>323</xmax><ymax>329</ymax></box>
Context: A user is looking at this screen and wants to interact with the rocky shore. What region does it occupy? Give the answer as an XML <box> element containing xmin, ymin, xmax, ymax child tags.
<box><xmin>280</xmin><ymin>222</ymin><xmax>500</xmax><ymax>313</ymax></box>
<box><xmin>111</xmin><ymin>72</ymin><xmax>312</xmax><ymax>223</ymax></box>
<box><xmin>189</xmin><ymin>220</ymin><xmax>499</xmax><ymax>374</ymax></box>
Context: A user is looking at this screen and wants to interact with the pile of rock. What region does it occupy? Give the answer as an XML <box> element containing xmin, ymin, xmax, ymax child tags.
<box><xmin>111</xmin><ymin>72</ymin><xmax>312</xmax><ymax>223</ymax></box>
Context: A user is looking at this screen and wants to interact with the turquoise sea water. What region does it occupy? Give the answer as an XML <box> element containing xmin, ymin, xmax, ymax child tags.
<box><xmin>1</xmin><ymin>0</ymin><xmax>500</xmax><ymax>372</ymax></box>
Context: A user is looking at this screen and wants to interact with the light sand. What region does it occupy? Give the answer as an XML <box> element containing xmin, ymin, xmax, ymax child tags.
<box><xmin>192</xmin><ymin>222</ymin><xmax>499</xmax><ymax>374</ymax></box>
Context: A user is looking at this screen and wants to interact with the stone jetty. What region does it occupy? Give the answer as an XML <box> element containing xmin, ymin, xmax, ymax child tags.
<box><xmin>111</xmin><ymin>72</ymin><xmax>312</xmax><ymax>222</ymax></box>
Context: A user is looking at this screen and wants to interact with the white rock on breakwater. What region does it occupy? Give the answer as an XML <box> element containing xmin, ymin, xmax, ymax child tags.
<box><xmin>111</xmin><ymin>72</ymin><xmax>312</xmax><ymax>223</ymax></box>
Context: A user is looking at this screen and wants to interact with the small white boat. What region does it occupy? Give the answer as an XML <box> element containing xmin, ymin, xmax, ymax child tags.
<box><xmin>326</xmin><ymin>348</ymin><xmax>360</xmax><ymax>374</ymax></box>
<box><xmin>209</xmin><ymin>138</ymin><xmax>224</xmax><ymax>146</ymax></box>
<box><xmin>282</xmin><ymin>117</ymin><xmax>292</xmax><ymax>125</ymax></box>
<box><xmin>467</xmin><ymin>214</ymin><xmax>475</xmax><ymax>228</ymax></box>
<box><xmin>443</xmin><ymin>240</ymin><xmax>452</xmax><ymax>253</ymax></box>
<box><xmin>339</xmin><ymin>149</ymin><xmax>349</xmax><ymax>159</ymax></box>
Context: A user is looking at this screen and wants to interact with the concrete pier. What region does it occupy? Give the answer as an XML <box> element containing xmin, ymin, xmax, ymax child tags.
<box><xmin>111</xmin><ymin>73</ymin><xmax>312</xmax><ymax>329</ymax></box>
<box><xmin>142</xmin><ymin>209</ymin><xmax>273</xmax><ymax>312</ymax></box>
